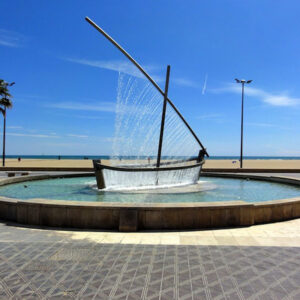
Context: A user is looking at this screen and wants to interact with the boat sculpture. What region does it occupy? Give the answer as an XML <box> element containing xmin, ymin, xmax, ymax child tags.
<box><xmin>85</xmin><ymin>17</ymin><xmax>209</xmax><ymax>190</ymax></box>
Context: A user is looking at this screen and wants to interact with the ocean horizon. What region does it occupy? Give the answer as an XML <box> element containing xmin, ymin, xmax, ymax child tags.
<box><xmin>4</xmin><ymin>155</ymin><xmax>300</xmax><ymax>160</ymax></box>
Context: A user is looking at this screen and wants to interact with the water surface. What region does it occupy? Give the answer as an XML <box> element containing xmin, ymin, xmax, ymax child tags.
<box><xmin>0</xmin><ymin>176</ymin><xmax>299</xmax><ymax>203</ymax></box>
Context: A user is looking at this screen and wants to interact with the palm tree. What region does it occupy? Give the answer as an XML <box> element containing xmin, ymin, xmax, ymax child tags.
<box><xmin>0</xmin><ymin>80</ymin><xmax>14</xmax><ymax>166</ymax></box>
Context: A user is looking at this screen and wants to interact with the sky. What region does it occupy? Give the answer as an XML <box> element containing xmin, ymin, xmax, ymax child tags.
<box><xmin>0</xmin><ymin>0</ymin><xmax>300</xmax><ymax>156</ymax></box>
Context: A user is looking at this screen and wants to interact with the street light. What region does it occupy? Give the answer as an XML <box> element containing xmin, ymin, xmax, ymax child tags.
<box><xmin>235</xmin><ymin>78</ymin><xmax>252</xmax><ymax>168</ymax></box>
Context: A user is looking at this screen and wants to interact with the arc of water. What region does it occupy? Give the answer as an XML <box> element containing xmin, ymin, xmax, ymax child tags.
<box><xmin>85</xmin><ymin>17</ymin><xmax>209</xmax><ymax>157</ymax></box>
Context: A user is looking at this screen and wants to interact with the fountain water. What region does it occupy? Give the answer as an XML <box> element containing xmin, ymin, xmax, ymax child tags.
<box><xmin>92</xmin><ymin>72</ymin><xmax>204</xmax><ymax>190</ymax></box>
<box><xmin>86</xmin><ymin>17</ymin><xmax>208</xmax><ymax>190</ymax></box>
<box><xmin>111</xmin><ymin>73</ymin><xmax>200</xmax><ymax>164</ymax></box>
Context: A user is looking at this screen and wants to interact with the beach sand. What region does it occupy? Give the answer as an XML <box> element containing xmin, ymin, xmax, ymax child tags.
<box><xmin>2</xmin><ymin>158</ymin><xmax>300</xmax><ymax>169</ymax></box>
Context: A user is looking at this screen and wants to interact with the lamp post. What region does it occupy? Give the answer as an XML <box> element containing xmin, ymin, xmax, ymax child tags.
<box><xmin>235</xmin><ymin>79</ymin><xmax>252</xmax><ymax>168</ymax></box>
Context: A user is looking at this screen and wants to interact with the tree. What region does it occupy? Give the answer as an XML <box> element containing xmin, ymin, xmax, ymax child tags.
<box><xmin>0</xmin><ymin>80</ymin><xmax>14</xmax><ymax>166</ymax></box>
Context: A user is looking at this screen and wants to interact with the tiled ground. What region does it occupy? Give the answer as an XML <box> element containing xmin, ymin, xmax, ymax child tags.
<box><xmin>0</xmin><ymin>241</ymin><xmax>300</xmax><ymax>299</ymax></box>
<box><xmin>0</xmin><ymin>220</ymin><xmax>300</xmax><ymax>299</ymax></box>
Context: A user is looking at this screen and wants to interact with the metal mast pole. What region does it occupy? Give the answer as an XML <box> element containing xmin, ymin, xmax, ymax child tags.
<box><xmin>240</xmin><ymin>82</ymin><xmax>244</xmax><ymax>169</ymax></box>
<box><xmin>235</xmin><ymin>78</ymin><xmax>252</xmax><ymax>169</ymax></box>
<box><xmin>157</xmin><ymin>65</ymin><xmax>170</xmax><ymax>167</ymax></box>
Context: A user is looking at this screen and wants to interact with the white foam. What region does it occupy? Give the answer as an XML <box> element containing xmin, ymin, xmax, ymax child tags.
<box><xmin>102</xmin><ymin>180</ymin><xmax>216</xmax><ymax>194</ymax></box>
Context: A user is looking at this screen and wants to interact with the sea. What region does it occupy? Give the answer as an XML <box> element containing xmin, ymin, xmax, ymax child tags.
<box><xmin>4</xmin><ymin>155</ymin><xmax>300</xmax><ymax>160</ymax></box>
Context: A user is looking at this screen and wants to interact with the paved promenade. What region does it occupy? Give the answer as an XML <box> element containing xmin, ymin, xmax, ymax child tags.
<box><xmin>0</xmin><ymin>219</ymin><xmax>299</xmax><ymax>299</ymax></box>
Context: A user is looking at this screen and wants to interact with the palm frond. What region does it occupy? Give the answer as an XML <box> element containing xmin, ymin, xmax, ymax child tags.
<box><xmin>0</xmin><ymin>80</ymin><xmax>13</xmax><ymax>98</ymax></box>
<box><xmin>0</xmin><ymin>91</ymin><xmax>11</xmax><ymax>98</ymax></box>
<box><xmin>0</xmin><ymin>98</ymin><xmax>13</xmax><ymax>108</ymax></box>
<box><xmin>0</xmin><ymin>79</ymin><xmax>14</xmax><ymax>107</ymax></box>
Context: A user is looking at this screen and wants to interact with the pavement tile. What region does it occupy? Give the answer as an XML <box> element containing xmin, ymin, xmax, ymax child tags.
<box><xmin>0</xmin><ymin>220</ymin><xmax>299</xmax><ymax>299</ymax></box>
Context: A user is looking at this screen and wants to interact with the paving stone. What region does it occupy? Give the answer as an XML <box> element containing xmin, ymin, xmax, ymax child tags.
<box><xmin>0</xmin><ymin>222</ymin><xmax>299</xmax><ymax>299</ymax></box>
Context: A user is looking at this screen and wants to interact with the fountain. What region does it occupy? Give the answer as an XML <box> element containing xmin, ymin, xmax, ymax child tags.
<box><xmin>85</xmin><ymin>17</ymin><xmax>208</xmax><ymax>191</ymax></box>
<box><xmin>0</xmin><ymin>17</ymin><xmax>299</xmax><ymax>231</ymax></box>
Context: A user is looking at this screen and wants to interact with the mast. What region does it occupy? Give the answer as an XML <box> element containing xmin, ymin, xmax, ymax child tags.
<box><xmin>85</xmin><ymin>17</ymin><xmax>209</xmax><ymax>157</ymax></box>
<box><xmin>156</xmin><ymin>65</ymin><xmax>170</xmax><ymax>167</ymax></box>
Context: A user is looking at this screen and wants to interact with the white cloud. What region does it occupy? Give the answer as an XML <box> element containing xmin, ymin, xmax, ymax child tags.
<box><xmin>246</xmin><ymin>122</ymin><xmax>276</xmax><ymax>128</ymax></box>
<box><xmin>172</xmin><ymin>78</ymin><xmax>199</xmax><ymax>88</ymax></box>
<box><xmin>263</xmin><ymin>95</ymin><xmax>297</xmax><ymax>106</ymax></box>
<box><xmin>7</xmin><ymin>133</ymin><xmax>60</xmax><ymax>138</ymax></box>
<box><xmin>67</xmin><ymin>134</ymin><xmax>88</xmax><ymax>138</ymax></box>
<box><xmin>72</xmin><ymin>115</ymin><xmax>104</xmax><ymax>120</ymax></box>
<box><xmin>46</xmin><ymin>100</ymin><xmax>153</xmax><ymax>115</ymax></box>
<box><xmin>64</xmin><ymin>58</ymin><xmax>153</xmax><ymax>79</ymax></box>
<box><xmin>197</xmin><ymin>113</ymin><xmax>223</xmax><ymax>120</ymax></box>
<box><xmin>210</xmin><ymin>84</ymin><xmax>300</xmax><ymax>107</ymax></box>
<box><xmin>64</xmin><ymin>57</ymin><xmax>200</xmax><ymax>88</ymax></box>
<box><xmin>104</xmin><ymin>137</ymin><xmax>115</xmax><ymax>142</ymax></box>
<box><xmin>0</xmin><ymin>29</ymin><xmax>26</xmax><ymax>48</ymax></box>
<box><xmin>7</xmin><ymin>126</ymin><xmax>23</xmax><ymax>129</ymax></box>
<box><xmin>43</xmin><ymin>142</ymin><xmax>85</xmax><ymax>148</ymax></box>
<box><xmin>279</xmin><ymin>149</ymin><xmax>300</xmax><ymax>156</ymax></box>
<box><xmin>7</xmin><ymin>131</ymin><xmax>92</xmax><ymax>139</ymax></box>
<box><xmin>46</xmin><ymin>101</ymin><xmax>116</xmax><ymax>112</ymax></box>
<box><xmin>202</xmin><ymin>74</ymin><xmax>208</xmax><ymax>95</ymax></box>
<box><xmin>104</xmin><ymin>137</ymin><xmax>126</xmax><ymax>142</ymax></box>
<box><xmin>246</xmin><ymin>122</ymin><xmax>291</xmax><ymax>130</ymax></box>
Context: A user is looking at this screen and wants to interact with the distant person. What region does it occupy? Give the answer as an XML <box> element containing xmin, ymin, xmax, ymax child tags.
<box><xmin>58</xmin><ymin>155</ymin><xmax>61</xmax><ymax>160</ymax></box>
<box><xmin>18</xmin><ymin>157</ymin><xmax>21</xmax><ymax>162</ymax></box>
<box><xmin>148</xmin><ymin>157</ymin><xmax>150</xmax><ymax>164</ymax></box>
<box><xmin>197</xmin><ymin>149</ymin><xmax>206</xmax><ymax>162</ymax></box>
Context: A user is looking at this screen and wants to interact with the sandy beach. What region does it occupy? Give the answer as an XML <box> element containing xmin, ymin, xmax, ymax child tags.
<box><xmin>1</xmin><ymin>158</ymin><xmax>300</xmax><ymax>169</ymax></box>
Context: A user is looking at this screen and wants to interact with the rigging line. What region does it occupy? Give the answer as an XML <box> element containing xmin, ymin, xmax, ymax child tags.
<box><xmin>85</xmin><ymin>17</ymin><xmax>209</xmax><ymax>157</ymax></box>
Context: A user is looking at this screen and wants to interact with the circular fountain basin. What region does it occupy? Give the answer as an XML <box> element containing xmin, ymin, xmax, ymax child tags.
<box><xmin>0</xmin><ymin>176</ymin><xmax>299</xmax><ymax>203</ymax></box>
<box><xmin>0</xmin><ymin>174</ymin><xmax>299</xmax><ymax>231</ymax></box>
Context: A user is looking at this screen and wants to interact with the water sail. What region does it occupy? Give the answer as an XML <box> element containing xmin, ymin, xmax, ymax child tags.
<box><xmin>85</xmin><ymin>17</ymin><xmax>208</xmax><ymax>157</ymax></box>
<box><xmin>110</xmin><ymin>72</ymin><xmax>201</xmax><ymax>166</ymax></box>
<box><xmin>85</xmin><ymin>16</ymin><xmax>208</xmax><ymax>189</ymax></box>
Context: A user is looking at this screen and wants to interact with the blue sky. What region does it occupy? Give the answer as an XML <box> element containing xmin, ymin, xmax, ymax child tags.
<box><xmin>0</xmin><ymin>0</ymin><xmax>299</xmax><ymax>156</ymax></box>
